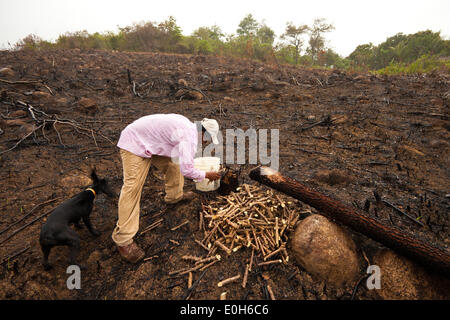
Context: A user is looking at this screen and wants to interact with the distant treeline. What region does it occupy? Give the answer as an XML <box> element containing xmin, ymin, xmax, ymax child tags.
<box><xmin>13</xmin><ymin>14</ymin><xmax>450</xmax><ymax>74</ymax></box>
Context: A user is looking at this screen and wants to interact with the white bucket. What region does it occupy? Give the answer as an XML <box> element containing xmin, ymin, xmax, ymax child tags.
<box><xmin>194</xmin><ymin>157</ymin><xmax>221</xmax><ymax>192</ymax></box>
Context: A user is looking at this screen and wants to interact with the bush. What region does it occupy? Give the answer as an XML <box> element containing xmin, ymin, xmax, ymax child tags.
<box><xmin>375</xmin><ymin>54</ymin><xmax>450</xmax><ymax>75</ymax></box>
<box><xmin>14</xmin><ymin>34</ymin><xmax>52</xmax><ymax>51</ymax></box>
<box><xmin>348</xmin><ymin>30</ymin><xmax>450</xmax><ymax>70</ymax></box>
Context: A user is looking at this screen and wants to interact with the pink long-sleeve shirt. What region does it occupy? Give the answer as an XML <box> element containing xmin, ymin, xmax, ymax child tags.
<box><xmin>117</xmin><ymin>114</ymin><xmax>206</xmax><ymax>181</ymax></box>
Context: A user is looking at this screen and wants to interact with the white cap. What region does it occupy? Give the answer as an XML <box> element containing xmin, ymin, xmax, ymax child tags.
<box><xmin>201</xmin><ymin>118</ymin><xmax>219</xmax><ymax>144</ymax></box>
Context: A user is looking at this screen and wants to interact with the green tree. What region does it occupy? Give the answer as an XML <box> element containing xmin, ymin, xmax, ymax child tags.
<box><xmin>281</xmin><ymin>22</ymin><xmax>309</xmax><ymax>64</ymax></box>
<box><xmin>348</xmin><ymin>30</ymin><xmax>450</xmax><ymax>70</ymax></box>
<box><xmin>192</xmin><ymin>25</ymin><xmax>224</xmax><ymax>41</ymax></box>
<box><xmin>348</xmin><ymin>43</ymin><xmax>375</xmax><ymax>70</ymax></box>
<box><xmin>372</xmin><ymin>32</ymin><xmax>407</xmax><ymax>69</ymax></box>
<box><xmin>323</xmin><ymin>49</ymin><xmax>349</xmax><ymax>69</ymax></box>
<box><xmin>157</xmin><ymin>16</ymin><xmax>183</xmax><ymax>52</ymax></box>
<box><xmin>189</xmin><ymin>25</ymin><xmax>225</xmax><ymax>55</ymax></box>
<box><xmin>307</xmin><ymin>18</ymin><xmax>334</xmax><ymax>64</ymax></box>
<box><xmin>237</xmin><ymin>14</ymin><xmax>259</xmax><ymax>37</ymax></box>
<box><xmin>257</xmin><ymin>23</ymin><xmax>275</xmax><ymax>45</ymax></box>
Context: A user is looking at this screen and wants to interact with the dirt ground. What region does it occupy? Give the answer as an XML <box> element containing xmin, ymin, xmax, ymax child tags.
<box><xmin>0</xmin><ymin>49</ymin><xmax>449</xmax><ymax>300</ymax></box>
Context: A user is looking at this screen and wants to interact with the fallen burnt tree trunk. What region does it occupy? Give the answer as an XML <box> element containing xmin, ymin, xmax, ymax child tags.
<box><xmin>249</xmin><ymin>166</ymin><xmax>450</xmax><ymax>276</ymax></box>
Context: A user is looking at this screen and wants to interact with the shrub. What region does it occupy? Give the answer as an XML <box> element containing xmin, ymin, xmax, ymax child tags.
<box><xmin>375</xmin><ymin>54</ymin><xmax>450</xmax><ymax>75</ymax></box>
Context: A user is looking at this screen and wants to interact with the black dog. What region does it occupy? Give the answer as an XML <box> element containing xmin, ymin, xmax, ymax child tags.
<box><xmin>39</xmin><ymin>169</ymin><xmax>114</xmax><ymax>270</ymax></box>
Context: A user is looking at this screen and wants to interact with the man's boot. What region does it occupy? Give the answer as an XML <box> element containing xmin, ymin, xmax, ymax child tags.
<box><xmin>117</xmin><ymin>241</ymin><xmax>145</xmax><ymax>263</ymax></box>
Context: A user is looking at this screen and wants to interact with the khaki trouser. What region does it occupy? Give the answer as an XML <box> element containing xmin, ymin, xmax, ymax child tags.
<box><xmin>112</xmin><ymin>149</ymin><xmax>184</xmax><ymax>246</ymax></box>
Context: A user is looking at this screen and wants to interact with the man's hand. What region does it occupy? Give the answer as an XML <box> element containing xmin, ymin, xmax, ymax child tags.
<box><xmin>205</xmin><ymin>172</ymin><xmax>221</xmax><ymax>181</ymax></box>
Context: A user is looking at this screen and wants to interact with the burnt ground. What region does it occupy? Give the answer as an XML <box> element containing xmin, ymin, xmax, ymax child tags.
<box><xmin>0</xmin><ymin>49</ymin><xmax>449</xmax><ymax>300</ymax></box>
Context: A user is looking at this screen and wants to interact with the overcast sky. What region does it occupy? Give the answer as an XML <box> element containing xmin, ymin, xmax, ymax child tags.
<box><xmin>0</xmin><ymin>0</ymin><xmax>449</xmax><ymax>56</ymax></box>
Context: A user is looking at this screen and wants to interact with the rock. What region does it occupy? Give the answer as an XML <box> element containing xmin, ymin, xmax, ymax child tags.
<box><xmin>331</xmin><ymin>115</ymin><xmax>348</xmax><ymax>124</ymax></box>
<box><xmin>189</xmin><ymin>90</ymin><xmax>203</xmax><ymax>100</ymax></box>
<box><xmin>264</xmin><ymin>91</ymin><xmax>281</xmax><ymax>99</ymax></box>
<box><xmin>372</xmin><ymin>249</ymin><xmax>450</xmax><ymax>300</ymax></box>
<box><xmin>9</xmin><ymin>110</ymin><xmax>28</xmax><ymax>118</ymax></box>
<box><xmin>31</xmin><ymin>91</ymin><xmax>52</xmax><ymax>101</ymax></box>
<box><xmin>4</xmin><ymin>119</ymin><xmax>28</xmax><ymax>127</ymax></box>
<box><xmin>174</xmin><ymin>89</ymin><xmax>185</xmax><ymax>98</ymax></box>
<box><xmin>291</xmin><ymin>93</ymin><xmax>313</xmax><ymax>101</ymax></box>
<box><xmin>55</xmin><ymin>97</ymin><xmax>68</xmax><ymax>107</ymax></box>
<box><xmin>174</xmin><ymin>89</ymin><xmax>203</xmax><ymax>100</ymax></box>
<box><xmin>0</xmin><ymin>67</ymin><xmax>15</xmax><ymax>77</ymax></box>
<box><xmin>353</xmin><ymin>75</ymin><xmax>367</xmax><ymax>82</ymax></box>
<box><xmin>290</xmin><ymin>214</ymin><xmax>360</xmax><ymax>287</ymax></box>
<box><xmin>78</xmin><ymin>97</ymin><xmax>98</xmax><ymax>113</ymax></box>
<box><xmin>2</xmin><ymin>119</ymin><xmax>35</xmax><ymax>135</ymax></box>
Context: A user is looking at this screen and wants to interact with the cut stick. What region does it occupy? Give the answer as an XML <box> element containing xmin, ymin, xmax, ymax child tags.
<box><xmin>195</xmin><ymin>255</ymin><xmax>220</xmax><ymax>265</ymax></box>
<box><xmin>188</xmin><ymin>272</ymin><xmax>193</xmax><ymax>289</ymax></box>
<box><xmin>195</xmin><ymin>239</ymin><xmax>210</xmax><ymax>251</ymax></box>
<box><xmin>275</xmin><ymin>217</ymin><xmax>279</xmax><ymax>246</ymax></box>
<box><xmin>171</xmin><ymin>220</ymin><xmax>189</xmax><ymax>231</ymax></box>
<box><xmin>200</xmin><ymin>259</ymin><xmax>219</xmax><ymax>271</ymax></box>
<box><xmin>256</xmin><ymin>237</ymin><xmax>267</xmax><ymax>256</ymax></box>
<box><xmin>258</xmin><ymin>259</ymin><xmax>282</xmax><ymax>267</ymax></box>
<box><xmin>140</xmin><ymin>218</ymin><xmax>164</xmax><ymax>235</ymax></box>
<box><xmin>199</xmin><ymin>211</ymin><xmax>204</xmax><ymax>231</ymax></box>
<box><xmin>218</xmin><ymin>274</ymin><xmax>241</xmax><ymax>287</ymax></box>
<box><xmin>203</xmin><ymin>223</ymin><xmax>219</xmax><ymax>244</ymax></box>
<box><xmin>242</xmin><ymin>264</ymin><xmax>249</xmax><ymax>288</ymax></box>
<box><xmin>266</xmin><ymin>284</ymin><xmax>276</xmax><ymax>300</ymax></box>
<box><xmin>249</xmin><ymin>248</ymin><xmax>255</xmax><ymax>271</ymax></box>
<box><xmin>215</xmin><ymin>240</ymin><xmax>232</xmax><ymax>255</ymax></box>
<box><xmin>244</xmin><ymin>184</ymin><xmax>253</xmax><ymax>198</ymax></box>
<box><xmin>275</xmin><ymin>194</ymin><xmax>285</xmax><ymax>208</ymax></box>
<box><xmin>182</xmin><ymin>255</ymin><xmax>202</xmax><ymax>262</ymax></box>
<box><xmin>143</xmin><ymin>255</ymin><xmax>158</xmax><ymax>262</ymax></box>
<box><xmin>169</xmin><ymin>263</ymin><xmax>204</xmax><ymax>276</ymax></box>
<box><xmin>264</xmin><ymin>246</ymin><xmax>284</xmax><ymax>261</ymax></box>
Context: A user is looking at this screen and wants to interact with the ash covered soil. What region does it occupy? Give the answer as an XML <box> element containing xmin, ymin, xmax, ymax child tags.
<box><xmin>0</xmin><ymin>49</ymin><xmax>449</xmax><ymax>300</ymax></box>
